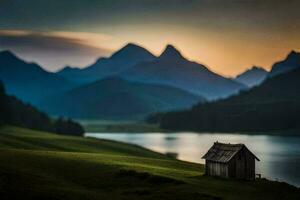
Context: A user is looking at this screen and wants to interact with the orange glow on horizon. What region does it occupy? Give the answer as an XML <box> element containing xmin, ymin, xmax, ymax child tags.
<box><xmin>1</xmin><ymin>28</ymin><xmax>299</xmax><ymax>77</ymax></box>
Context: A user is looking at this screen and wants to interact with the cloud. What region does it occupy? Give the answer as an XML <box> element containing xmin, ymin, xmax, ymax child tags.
<box><xmin>0</xmin><ymin>30</ymin><xmax>113</xmax><ymax>71</ymax></box>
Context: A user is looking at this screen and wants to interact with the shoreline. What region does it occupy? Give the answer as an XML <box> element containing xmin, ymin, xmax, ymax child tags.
<box><xmin>80</xmin><ymin>120</ymin><xmax>300</xmax><ymax>136</ymax></box>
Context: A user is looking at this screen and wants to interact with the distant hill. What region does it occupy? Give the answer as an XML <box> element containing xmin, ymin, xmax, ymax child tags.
<box><xmin>41</xmin><ymin>77</ymin><xmax>205</xmax><ymax>120</ymax></box>
<box><xmin>153</xmin><ymin>67</ymin><xmax>300</xmax><ymax>132</ymax></box>
<box><xmin>120</xmin><ymin>45</ymin><xmax>246</xmax><ymax>100</ymax></box>
<box><xmin>269</xmin><ymin>50</ymin><xmax>300</xmax><ymax>77</ymax></box>
<box><xmin>57</xmin><ymin>43</ymin><xmax>156</xmax><ymax>83</ymax></box>
<box><xmin>0</xmin><ymin>50</ymin><xmax>75</xmax><ymax>105</ymax></box>
<box><xmin>0</xmin><ymin>81</ymin><xmax>84</xmax><ymax>136</ymax></box>
<box><xmin>234</xmin><ymin>66</ymin><xmax>268</xmax><ymax>87</ymax></box>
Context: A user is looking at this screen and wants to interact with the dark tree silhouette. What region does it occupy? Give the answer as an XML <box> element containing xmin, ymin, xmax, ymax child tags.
<box><xmin>0</xmin><ymin>81</ymin><xmax>84</xmax><ymax>136</ymax></box>
<box><xmin>55</xmin><ymin>117</ymin><xmax>84</xmax><ymax>136</ymax></box>
<box><xmin>151</xmin><ymin>67</ymin><xmax>300</xmax><ymax>132</ymax></box>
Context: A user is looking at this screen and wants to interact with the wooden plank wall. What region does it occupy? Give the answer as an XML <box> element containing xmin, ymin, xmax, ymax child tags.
<box><xmin>205</xmin><ymin>160</ymin><xmax>228</xmax><ymax>178</ymax></box>
<box><xmin>227</xmin><ymin>148</ymin><xmax>255</xmax><ymax>180</ymax></box>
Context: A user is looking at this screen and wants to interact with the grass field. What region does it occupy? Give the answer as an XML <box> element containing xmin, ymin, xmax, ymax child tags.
<box><xmin>0</xmin><ymin>126</ymin><xmax>299</xmax><ymax>200</ymax></box>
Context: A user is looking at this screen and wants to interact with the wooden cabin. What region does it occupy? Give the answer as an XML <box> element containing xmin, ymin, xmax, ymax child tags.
<box><xmin>202</xmin><ymin>142</ymin><xmax>259</xmax><ymax>180</ymax></box>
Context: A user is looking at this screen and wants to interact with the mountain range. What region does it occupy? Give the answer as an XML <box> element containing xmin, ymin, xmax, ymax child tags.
<box><xmin>119</xmin><ymin>45</ymin><xmax>245</xmax><ymax>100</ymax></box>
<box><xmin>233</xmin><ymin>50</ymin><xmax>300</xmax><ymax>87</ymax></box>
<box><xmin>58</xmin><ymin>44</ymin><xmax>246</xmax><ymax>100</ymax></box>
<box><xmin>58</xmin><ymin>43</ymin><xmax>156</xmax><ymax>83</ymax></box>
<box><xmin>1</xmin><ymin>45</ymin><xmax>299</xmax><ymax>120</ymax></box>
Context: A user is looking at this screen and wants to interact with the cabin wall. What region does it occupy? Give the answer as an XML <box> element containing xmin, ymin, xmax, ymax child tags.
<box><xmin>205</xmin><ymin>160</ymin><xmax>228</xmax><ymax>178</ymax></box>
<box><xmin>234</xmin><ymin>150</ymin><xmax>245</xmax><ymax>179</ymax></box>
<box><xmin>245</xmin><ymin>150</ymin><xmax>255</xmax><ymax>180</ymax></box>
<box><xmin>228</xmin><ymin>159</ymin><xmax>236</xmax><ymax>178</ymax></box>
<box><xmin>228</xmin><ymin>148</ymin><xmax>256</xmax><ymax>180</ymax></box>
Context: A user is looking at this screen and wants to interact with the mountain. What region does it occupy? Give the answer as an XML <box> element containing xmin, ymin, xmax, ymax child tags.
<box><xmin>57</xmin><ymin>44</ymin><xmax>245</xmax><ymax>100</ymax></box>
<box><xmin>234</xmin><ymin>66</ymin><xmax>268</xmax><ymax>87</ymax></box>
<box><xmin>269</xmin><ymin>50</ymin><xmax>300</xmax><ymax>77</ymax></box>
<box><xmin>0</xmin><ymin>50</ymin><xmax>75</xmax><ymax>105</ymax></box>
<box><xmin>0</xmin><ymin>81</ymin><xmax>84</xmax><ymax>136</ymax></box>
<box><xmin>57</xmin><ymin>43</ymin><xmax>156</xmax><ymax>83</ymax></box>
<box><xmin>153</xmin><ymin>67</ymin><xmax>300</xmax><ymax>132</ymax></box>
<box><xmin>120</xmin><ymin>45</ymin><xmax>246</xmax><ymax>100</ymax></box>
<box><xmin>40</xmin><ymin>77</ymin><xmax>205</xmax><ymax>120</ymax></box>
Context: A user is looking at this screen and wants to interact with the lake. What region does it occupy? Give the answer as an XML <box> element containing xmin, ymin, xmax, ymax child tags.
<box><xmin>85</xmin><ymin>132</ymin><xmax>300</xmax><ymax>187</ymax></box>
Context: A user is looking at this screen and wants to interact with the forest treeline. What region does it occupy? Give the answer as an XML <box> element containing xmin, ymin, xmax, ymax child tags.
<box><xmin>0</xmin><ymin>81</ymin><xmax>84</xmax><ymax>136</ymax></box>
<box><xmin>147</xmin><ymin>68</ymin><xmax>300</xmax><ymax>132</ymax></box>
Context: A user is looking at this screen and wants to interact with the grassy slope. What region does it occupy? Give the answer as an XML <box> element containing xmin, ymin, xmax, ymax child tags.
<box><xmin>0</xmin><ymin>126</ymin><xmax>299</xmax><ymax>200</ymax></box>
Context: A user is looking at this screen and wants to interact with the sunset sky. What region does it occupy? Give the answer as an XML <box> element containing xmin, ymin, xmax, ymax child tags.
<box><xmin>0</xmin><ymin>0</ymin><xmax>300</xmax><ymax>76</ymax></box>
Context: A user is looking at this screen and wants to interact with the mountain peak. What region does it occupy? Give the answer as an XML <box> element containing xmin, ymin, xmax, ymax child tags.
<box><xmin>123</xmin><ymin>43</ymin><xmax>142</xmax><ymax>49</ymax></box>
<box><xmin>236</xmin><ymin>66</ymin><xmax>267</xmax><ymax>78</ymax></box>
<box><xmin>234</xmin><ymin>66</ymin><xmax>268</xmax><ymax>87</ymax></box>
<box><xmin>110</xmin><ymin>43</ymin><xmax>154</xmax><ymax>60</ymax></box>
<box><xmin>250</xmin><ymin>66</ymin><xmax>267</xmax><ymax>72</ymax></box>
<box><xmin>269</xmin><ymin>50</ymin><xmax>300</xmax><ymax>77</ymax></box>
<box><xmin>116</xmin><ymin>43</ymin><xmax>143</xmax><ymax>53</ymax></box>
<box><xmin>286</xmin><ymin>50</ymin><xmax>300</xmax><ymax>60</ymax></box>
<box><xmin>159</xmin><ymin>44</ymin><xmax>185</xmax><ymax>61</ymax></box>
<box><xmin>57</xmin><ymin>66</ymin><xmax>81</xmax><ymax>73</ymax></box>
<box><xmin>0</xmin><ymin>50</ymin><xmax>18</xmax><ymax>60</ymax></box>
<box><xmin>0</xmin><ymin>50</ymin><xmax>27</xmax><ymax>66</ymax></box>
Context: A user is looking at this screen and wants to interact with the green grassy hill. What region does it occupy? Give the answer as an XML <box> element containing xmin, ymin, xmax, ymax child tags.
<box><xmin>0</xmin><ymin>126</ymin><xmax>299</xmax><ymax>200</ymax></box>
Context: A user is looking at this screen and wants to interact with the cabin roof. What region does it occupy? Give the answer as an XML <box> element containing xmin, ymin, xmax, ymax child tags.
<box><xmin>202</xmin><ymin>142</ymin><xmax>259</xmax><ymax>163</ymax></box>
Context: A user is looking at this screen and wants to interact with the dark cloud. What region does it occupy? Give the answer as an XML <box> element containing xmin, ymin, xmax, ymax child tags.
<box><xmin>0</xmin><ymin>31</ymin><xmax>112</xmax><ymax>71</ymax></box>
<box><xmin>0</xmin><ymin>31</ymin><xmax>108</xmax><ymax>54</ymax></box>
<box><xmin>0</xmin><ymin>0</ymin><xmax>299</xmax><ymax>32</ymax></box>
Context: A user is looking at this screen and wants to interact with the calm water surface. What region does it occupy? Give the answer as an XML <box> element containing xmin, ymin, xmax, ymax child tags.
<box><xmin>85</xmin><ymin>132</ymin><xmax>300</xmax><ymax>187</ymax></box>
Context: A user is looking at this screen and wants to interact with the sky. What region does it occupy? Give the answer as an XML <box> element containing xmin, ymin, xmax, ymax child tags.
<box><xmin>0</xmin><ymin>0</ymin><xmax>300</xmax><ymax>76</ymax></box>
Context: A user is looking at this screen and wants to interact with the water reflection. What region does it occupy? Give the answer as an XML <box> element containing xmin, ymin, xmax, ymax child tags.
<box><xmin>85</xmin><ymin>132</ymin><xmax>300</xmax><ymax>187</ymax></box>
